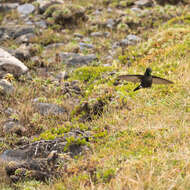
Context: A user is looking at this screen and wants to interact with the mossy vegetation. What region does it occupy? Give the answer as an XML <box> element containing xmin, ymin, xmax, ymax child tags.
<box><xmin>44</xmin><ymin>4</ymin><xmax>86</xmax><ymax>27</ymax></box>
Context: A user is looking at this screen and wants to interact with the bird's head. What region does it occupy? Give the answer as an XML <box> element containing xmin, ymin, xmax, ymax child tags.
<box><xmin>145</xmin><ymin>67</ymin><xmax>152</xmax><ymax>76</ymax></box>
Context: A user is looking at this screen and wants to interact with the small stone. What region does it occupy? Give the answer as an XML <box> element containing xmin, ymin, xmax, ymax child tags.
<box><xmin>74</xmin><ymin>33</ymin><xmax>84</xmax><ymax>38</ymax></box>
<box><xmin>120</xmin><ymin>34</ymin><xmax>141</xmax><ymax>46</ymax></box>
<box><xmin>35</xmin><ymin>20</ymin><xmax>47</xmax><ymax>29</ymax></box>
<box><xmin>112</xmin><ymin>42</ymin><xmax>120</xmax><ymax>49</ymax></box>
<box><xmin>104</xmin><ymin>32</ymin><xmax>110</xmax><ymax>37</ymax></box>
<box><xmin>82</xmin><ymin>37</ymin><xmax>91</xmax><ymax>42</ymax></box>
<box><xmin>90</xmin><ymin>32</ymin><xmax>103</xmax><ymax>37</ymax></box>
<box><xmin>107</xmin><ymin>7</ymin><xmax>112</xmax><ymax>13</ymax></box>
<box><xmin>131</xmin><ymin>7</ymin><xmax>142</xmax><ymax>13</ymax></box>
<box><xmin>45</xmin><ymin>43</ymin><xmax>65</xmax><ymax>50</ymax></box>
<box><xmin>79</xmin><ymin>43</ymin><xmax>94</xmax><ymax>50</ymax></box>
<box><xmin>4</xmin><ymin>107</ymin><xmax>16</xmax><ymax>116</ymax></box>
<box><xmin>106</xmin><ymin>19</ymin><xmax>115</xmax><ymax>29</ymax></box>
<box><xmin>93</xmin><ymin>9</ymin><xmax>102</xmax><ymax>15</ymax></box>
<box><xmin>55</xmin><ymin>71</ymin><xmax>69</xmax><ymax>80</ymax></box>
<box><xmin>13</xmin><ymin>44</ymin><xmax>32</xmax><ymax>61</ymax></box>
<box><xmin>17</xmin><ymin>4</ymin><xmax>35</xmax><ymax>15</ymax></box>
<box><xmin>135</xmin><ymin>0</ymin><xmax>153</xmax><ymax>8</ymax></box>
<box><xmin>15</xmin><ymin>33</ymin><xmax>35</xmax><ymax>43</ymax></box>
<box><xmin>3</xmin><ymin>120</ymin><xmax>26</xmax><ymax>136</ymax></box>
<box><xmin>0</xmin><ymin>79</ymin><xmax>14</xmax><ymax>95</ymax></box>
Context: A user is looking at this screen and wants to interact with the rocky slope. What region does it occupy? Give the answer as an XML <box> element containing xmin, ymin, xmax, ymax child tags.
<box><xmin>0</xmin><ymin>0</ymin><xmax>190</xmax><ymax>189</ymax></box>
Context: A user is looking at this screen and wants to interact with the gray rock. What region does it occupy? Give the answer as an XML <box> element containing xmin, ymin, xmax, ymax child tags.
<box><xmin>34</xmin><ymin>102</ymin><xmax>67</xmax><ymax>115</ymax></box>
<box><xmin>104</xmin><ymin>32</ymin><xmax>110</xmax><ymax>37</ymax></box>
<box><xmin>131</xmin><ymin>7</ymin><xmax>142</xmax><ymax>13</ymax></box>
<box><xmin>0</xmin><ymin>25</ymin><xmax>35</xmax><ymax>40</ymax></box>
<box><xmin>0</xmin><ymin>3</ymin><xmax>18</xmax><ymax>12</ymax></box>
<box><xmin>82</xmin><ymin>37</ymin><xmax>91</xmax><ymax>42</ymax></box>
<box><xmin>45</xmin><ymin>43</ymin><xmax>65</xmax><ymax>50</ymax></box>
<box><xmin>12</xmin><ymin>44</ymin><xmax>32</xmax><ymax>61</ymax></box>
<box><xmin>74</xmin><ymin>33</ymin><xmax>84</xmax><ymax>38</ymax></box>
<box><xmin>35</xmin><ymin>20</ymin><xmax>47</xmax><ymax>29</ymax></box>
<box><xmin>93</xmin><ymin>9</ymin><xmax>102</xmax><ymax>15</ymax></box>
<box><xmin>107</xmin><ymin>7</ymin><xmax>113</xmax><ymax>13</ymax></box>
<box><xmin>0</xmin><ymin>48</ymin><xmax>28</xmax><ymax>77</ymax></box>
<box><xmin>0</xmin><ymin>79</ymin><xmax>14</xmax><ymax>95</ymax></box>
<box><xmin>3</xmin><ymin>120</ymin><xmax>26</xmax><ymax>135</ymax></box>
<box><xmin>106</xmin><ymin>19</ymin><xmax>115</xmax><ymax>29</ymax></box>
<box><xmin>25</xmin><ymin>20</ymin><xmax>33</xmax><ymax>25</ymax></box>
<box><xmin>79</xmin><ymin>42</ymin><xmax>94</xmax><ymax>50</ymax></box>
<box><xmin>17</xmin><ymin>4</ymin><xmax>35</xmax><ymax>15</ymax></box>
<box><xmin>59</xmin><ymin>52</ymin><xmax>97</xmax><ymax>67</ymax></box>
<box><xmin>15</xmin><ymin>33</ymin><xmax>35</xmax><ymax>43</ymax></box>
<box><xmin>112</xmin><ymin>42</ymin><xmax>120</xmax><ymax>49</ymax></box>
<box><xmin>55</xmin><ymin>71</ymin><xmax>69</xmax><ymax>80</ymax></box>
<box><xmin>120</xmin><ymin>34</ymin><xmax>141</xmax><ymax>46</ymax></box>
<box><xmin>4</xmin><ymin>107</ymin><xmax>16</xmax><ymax>116</ymax></box>
<box><xmin>135</xmin><ymin>0</ymin><xmax>153</xmax><ymax>8</ymax></box>
<box><xmin>0</xmin><ymin>149</ymin><xmax>31</xmax><ymax>162</ymax></box>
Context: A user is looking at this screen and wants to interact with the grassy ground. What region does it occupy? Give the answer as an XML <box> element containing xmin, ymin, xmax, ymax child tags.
<box><xmin>0</xmin><ymin>1</ymin><xmax>190</xmax><ymax>190</ymax></box>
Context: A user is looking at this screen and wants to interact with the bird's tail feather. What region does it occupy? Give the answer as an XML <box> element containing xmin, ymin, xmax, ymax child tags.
<box><xmin>133</xmin><ymin>85</ymin><xmax>142</xmax><ymax>91</ymax></box>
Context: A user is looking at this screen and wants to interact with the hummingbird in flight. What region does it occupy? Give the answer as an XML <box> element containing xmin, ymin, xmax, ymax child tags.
<box><xmin>118</xmin><ymin>68</ymin><xmax>173</xmax><ymax>91</ymax></box>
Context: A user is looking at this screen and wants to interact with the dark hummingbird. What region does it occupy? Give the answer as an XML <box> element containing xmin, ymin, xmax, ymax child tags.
<box><xmin>118</xmin><ymin>68</ymin><xmax>173</xmax><ymax>91</ymax></box>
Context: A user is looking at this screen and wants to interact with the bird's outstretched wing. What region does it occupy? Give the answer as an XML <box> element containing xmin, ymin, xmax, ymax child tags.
<box><xmin>117</xmin><ymin>75</ymin><xmax>143</xmax><ymax>83</ymax></box>
<box><xmin>152</xmin><ymin>76</ymin><xmax>173</xmax><ymax>84</ymax></box>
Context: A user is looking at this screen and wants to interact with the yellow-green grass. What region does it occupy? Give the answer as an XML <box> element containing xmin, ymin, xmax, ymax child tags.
<box><xmin>15</xmin><ymin>22</ymin><xmax>190</xmax><ymax>190</ymax></box>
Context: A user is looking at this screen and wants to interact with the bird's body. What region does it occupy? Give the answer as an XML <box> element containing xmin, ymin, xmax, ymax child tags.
<box><xmin>118</xmin><ymin>68</ymin><xmax>173</xmax><ymax>91</ymax></box>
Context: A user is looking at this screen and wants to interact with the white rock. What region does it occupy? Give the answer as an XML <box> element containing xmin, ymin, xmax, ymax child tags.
<box><xmin>0</xmin><ymin>48</ymin><xmax>28</xmax><ymax>77</ymax></box>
